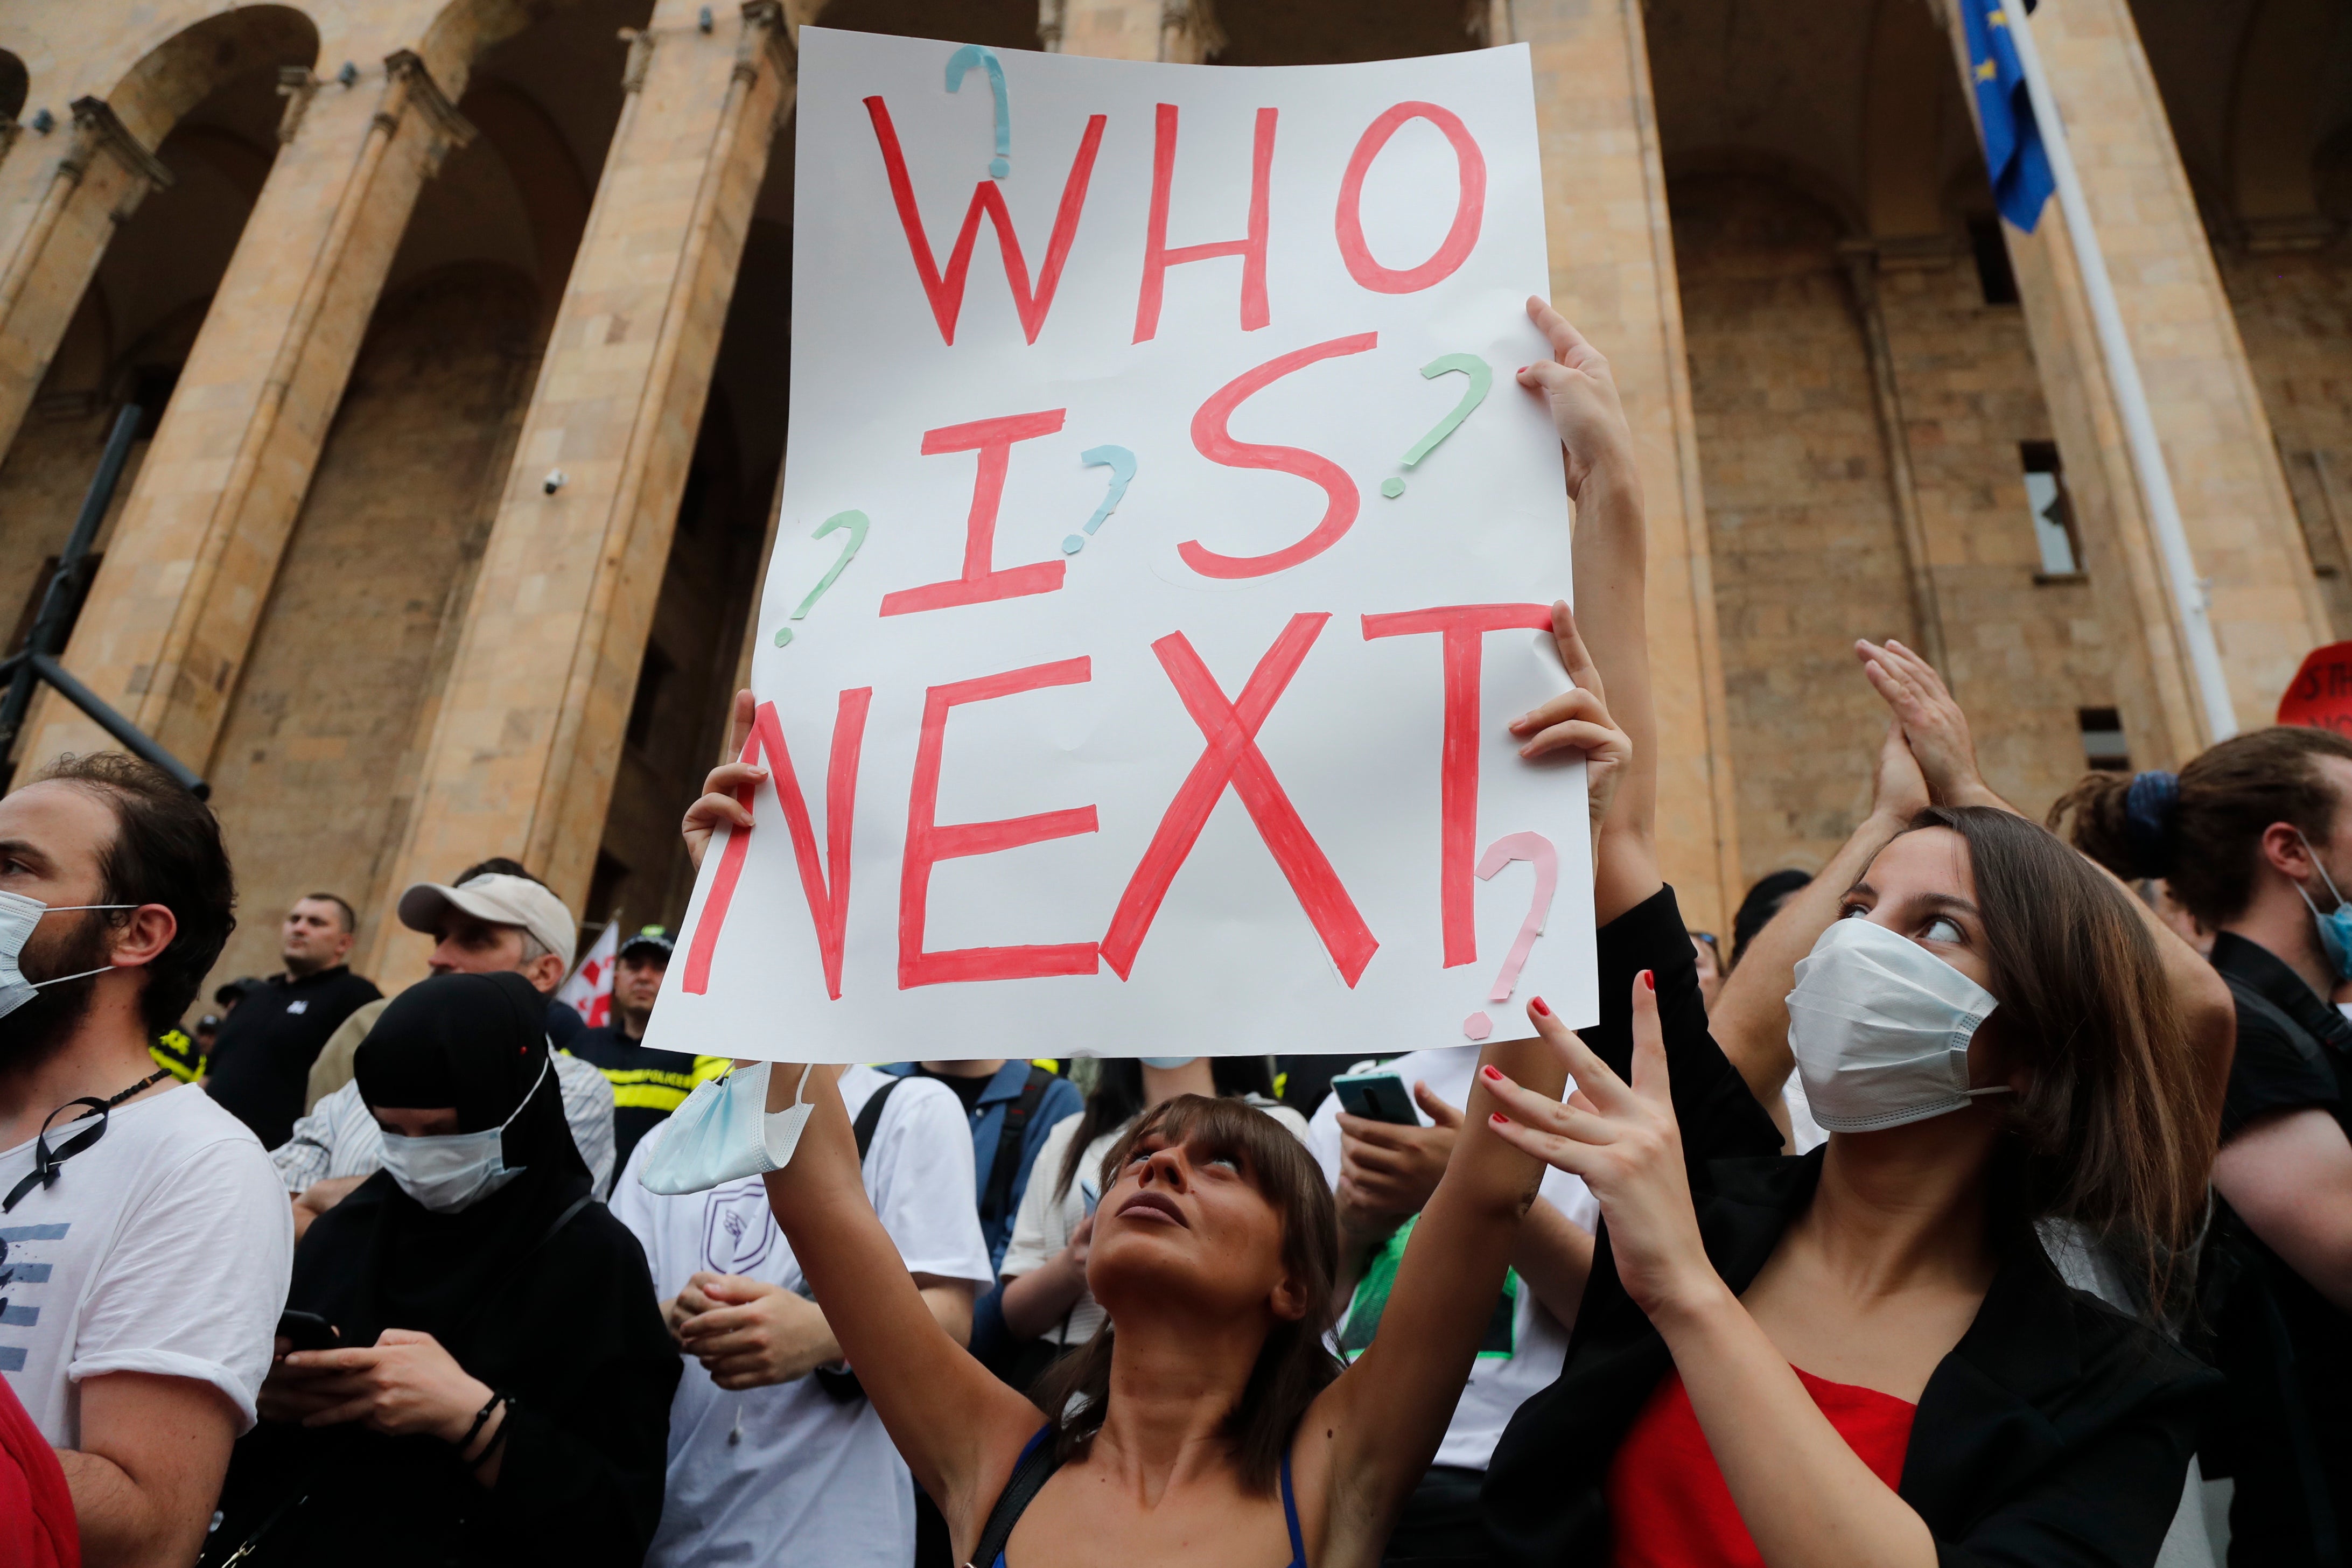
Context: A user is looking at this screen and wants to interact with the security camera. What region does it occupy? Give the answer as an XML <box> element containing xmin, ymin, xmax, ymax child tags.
<box><xmin>543</xmin><ymin>469</ymin><xmax>566</xmax><ymax>495</ymax></box>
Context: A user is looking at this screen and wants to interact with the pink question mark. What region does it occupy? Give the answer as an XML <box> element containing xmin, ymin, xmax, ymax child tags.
<box><xmin>1462</xmin><ymin>831</ymin><xmax>1559</xmax><ymax>1041</ymax></box>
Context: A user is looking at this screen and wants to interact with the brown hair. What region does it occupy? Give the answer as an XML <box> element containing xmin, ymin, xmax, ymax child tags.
<box><xmin>2049</xmin><ymin>726</ymin><xmax>2352</xmax><ymax>927</ymax></box>
<box><xmin>1031</xmin><ymin>1094</ymin><xmax>1340</xmax><ymax>1493</ymax></box>
<box><xmin>34</xmin><ymin>753</ymin><xmax>236</xmax><ymax>1036</ymax></box>
<box><xmin>1911</xmin><ymin>807</ymin><xmax>2214</xmax><ymax>1301</ymax></box>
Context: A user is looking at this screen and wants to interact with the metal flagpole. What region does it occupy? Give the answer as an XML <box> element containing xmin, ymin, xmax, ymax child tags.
<box><xmin>1999</xmin><ymin>1</ymin><xmax>2239</xmax><ymax>744</ymax></box>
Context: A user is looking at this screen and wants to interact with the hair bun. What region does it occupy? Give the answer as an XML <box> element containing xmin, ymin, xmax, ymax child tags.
<box><xmin>2123</xmin><ymin>770</ymin><xmax>2179</xmax><ymax>877</ymax></box>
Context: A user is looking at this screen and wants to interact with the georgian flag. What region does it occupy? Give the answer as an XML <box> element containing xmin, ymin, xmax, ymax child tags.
<box><xmin>559</xmin><ymin>919</ymin><xmax>620</xmax><ymax>1028</ymax></box>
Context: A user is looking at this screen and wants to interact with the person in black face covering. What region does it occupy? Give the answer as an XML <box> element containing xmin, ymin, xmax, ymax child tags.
<box><xmin>207</xmin><ymin>971</ymin><xmax>678</xmax><ymax>1567</ymax></box>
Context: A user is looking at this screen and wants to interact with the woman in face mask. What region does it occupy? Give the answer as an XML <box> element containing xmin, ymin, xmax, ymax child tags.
<box><xmin>1472</xmin><ymin>305</ymin><xmax>2233</xmax><ymax>1568</ymax></box>
<box><xmin>996</xmin><ymin>1054</ymin><xmax>1305</xmax><ymax>1384</ymax></box>
<box><xmin>207</xmin><ymin>971</ymin><xmax>680</xmax><ymax>1567</ymax></box>
<box><xmin>2050</xmin><ymin>722</ymin><xmax>2352</xmax><ymax>1566</ymax></box>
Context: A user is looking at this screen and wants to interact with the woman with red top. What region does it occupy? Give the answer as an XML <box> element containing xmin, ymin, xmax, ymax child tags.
<box><xmin>1476</xmin><ymin>300</ymin><xmax>2234</xmax><ymax>1568</ymax></box>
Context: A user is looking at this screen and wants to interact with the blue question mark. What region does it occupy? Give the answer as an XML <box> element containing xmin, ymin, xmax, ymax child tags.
<box><xmin>945</xmin><ymin>45</ymin><xmax>1011</xmax><ymax>179</ymax></box>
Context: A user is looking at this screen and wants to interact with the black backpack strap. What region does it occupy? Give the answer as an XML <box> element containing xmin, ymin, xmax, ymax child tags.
<box><xmin>853</xmin><ymin>1075</ymin><xmax>907</xmax><ymax>1160</ymax></box>
<box><xmin>980</xmin><ymin>1067</ymin><xmax>1053</xmax><ymax>1231</ymax></box>
<box><xmin>968</xmin><ymin>1430</ymin><xmax>1062</xmax><ymax>1568</ymax></box>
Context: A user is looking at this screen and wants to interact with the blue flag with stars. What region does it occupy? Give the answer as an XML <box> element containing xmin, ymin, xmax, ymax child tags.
<box><xmin>1963</xmin><ymin>0</ymin><xmax>2055</xmax><ymax>232</ymax></box>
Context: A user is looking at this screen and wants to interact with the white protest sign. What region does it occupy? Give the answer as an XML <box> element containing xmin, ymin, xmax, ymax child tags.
<box><xmin>646</xmin><ymin>27</ymin><xmax>1595</xmax><ymax>1063</ymax></box>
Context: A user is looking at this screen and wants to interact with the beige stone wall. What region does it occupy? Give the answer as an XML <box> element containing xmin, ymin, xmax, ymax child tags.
<box><xmin>1675</xmin><ymin>177</ymin><xmax>1917</xmax><ymax>882</ymax></box>
<box><xmin>1516</xmin><ymin>0</ymin><xmax>1741</xmax><ymax>932</ymax></box>
<box><xmin>2222</xmin><ymin>243</ymin><xmax>2352</xmax><ymax>645</ymax></box>
<box><xmin>1875</xmin><ymin>251</ymin><xmax>2122</xmax><ymax>817</ymax></box>
<box><xmin>203</xmin><ymin>264</ymin><xmax>542</xmax><ymax>986</ymax></box>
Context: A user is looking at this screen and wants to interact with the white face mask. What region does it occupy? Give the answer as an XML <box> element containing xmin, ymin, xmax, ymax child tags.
<box><xmin>1785</xmin><ymin>916</ymin><xmax>2008</xmax><ymax>1133</ymax></box>
<box><xmin>0</xmin><ymin>890</ymin><xmax>134</xmax><ymax>1021</ymax></box>
<box><xmin>376</xmin><ymin>1054</ymin><xmax>549</xmax><ymax>1213</ymax></box>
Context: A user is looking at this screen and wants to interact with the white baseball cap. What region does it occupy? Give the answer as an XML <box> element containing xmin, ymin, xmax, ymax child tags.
<box><xmin>396</xmin><ymin>873</ymin><xmax>577</xmax><ymax>971</ymax></box>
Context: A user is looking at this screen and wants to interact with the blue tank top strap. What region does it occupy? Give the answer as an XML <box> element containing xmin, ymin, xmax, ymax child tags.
<box><xmin>1280</xmin><ymin>1448</ymin><xmax>1305</xmax><ymax>1567</ymax></box>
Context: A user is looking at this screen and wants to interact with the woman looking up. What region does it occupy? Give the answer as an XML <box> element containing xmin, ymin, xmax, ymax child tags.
<box><xmin>1475</xmin><ymin>299</ymin><xmax>2231</xmax><ymax>1568</ymax></box>
<box><xmin>210</xmin><ymin>971</ymin><xmax>680</xmax><ymax>1567</ymax></box>
<box><xmin>2052</xmin><ymin>724</ymin><xmax>2352</xmax><ymax>1565</ymax></box>
<box><xmin>670</xmin><ymin>299</ymin><xmax>1639</xmax><ymax>1567</ymax></box>
<box><xmin>999</xmin><ymin>1055</ymin><xmax>1305</xmax><ymax>1373</ymax></box>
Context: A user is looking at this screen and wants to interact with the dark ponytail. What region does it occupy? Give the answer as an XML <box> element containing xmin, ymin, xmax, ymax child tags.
<box><xmin>2049</xmin><ymin>725</ymin><xmax>2352</xmax><ymax>926</ymax></box>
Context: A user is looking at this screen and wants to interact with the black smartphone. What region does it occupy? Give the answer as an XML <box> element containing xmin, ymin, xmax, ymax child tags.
<box><xmin>277</xmin><ymin>1308</ymin><xmax>341</xmax><ymax>1353</ymax></box>
<box><xmin>1330</xmin><ymin>1070</ymin><xmax>1419</xmax><ymax>1125</ymax></box>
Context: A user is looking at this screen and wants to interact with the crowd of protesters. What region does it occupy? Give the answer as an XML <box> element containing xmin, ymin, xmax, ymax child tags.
<box><xmin>0</xmin><ymin>297</ymin><xmax>2343</xmax><ymax>1568</ymax></box>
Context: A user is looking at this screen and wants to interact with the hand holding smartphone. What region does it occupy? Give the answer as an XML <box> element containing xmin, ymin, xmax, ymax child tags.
<box><xmin>1330</xmin><ymin>1070</ymin><xmax>1419</xmax><ymax>1126</ymax></box>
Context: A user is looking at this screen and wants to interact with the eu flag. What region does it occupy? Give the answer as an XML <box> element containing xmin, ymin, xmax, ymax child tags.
<box><xmin>1963</xmin><ymin>0</ymin><xmax>2055</xmax><ymax>232</ymax></box>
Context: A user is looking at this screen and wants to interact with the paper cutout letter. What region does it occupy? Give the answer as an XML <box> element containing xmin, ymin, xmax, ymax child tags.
<box><xmin>1361</xmin><ymin>604</ymin><xmax>1555</xmax><ymax>966</ymax></box>
<box><xmin>943</xmin><ymin>45</ymin><xmax>1011</xmax><ymax>179</ymax></box>
<box><xmin>1063</xmin><ymin>445</ymin><xmax>1137</xmax><ymax>555</ymax></box>
<box><xmin>1133</xmin><ymin>104</ymin><xmax>1277</xmax><ymax>344</ymax></box>
<box><xmin>1335</xmin><ymin>102</ymin><xmax>1488</xmax><ymax>295</ymax></box>
<box><xmin>881</xmin><ymin>410</ymin><xmax>1068</xmax><ymax>615</ymax></box>
<box><xmin>1461</xmin><ymin>831</ymin><xmax>1558</xmax><ymax>1040</ymax></box>
<box><xmin>683</xmin><ymin>692</ymin><xmax>873</xmax><ymax>1000</ymax></box>
<box><xmin>1101</xmin><ymin>614</ymin><xmax>1378</xmax><ymax>985</ymax></box>
<box><xmin>1179</xmin><ymin>333</ymin><xmax>1377</xmax><ymax>580</ymax></box>
<box><xmin>900</xmin><ymin>657</ymin><xmax>1102</xmax><ymax>986</ymax></box>
<box><xmin>866</xmin><ymin>96</ymin><xmax>1106</xmax><ymax>345</ymax></box>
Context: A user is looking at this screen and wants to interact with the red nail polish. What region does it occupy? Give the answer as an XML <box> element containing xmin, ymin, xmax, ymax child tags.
<box><xmin>1641</xmin><ymin>970</ymin><xmax>1655</xmax><ymax>992</ymax></box>
<box><xmin>1490</xmin><ymin>1112</ymin><xmax>1509</xmax><ymax>1125</ymax></box>
<box><xmin>1481</xmin><ymin>1065</ymin><xmax>1503</xmax><ymax>1081</ymax></box>
<box><xmin>1530</xmin><ymin>996</ymin><xmax>1550</xmax><ymax>1017</ymax></box>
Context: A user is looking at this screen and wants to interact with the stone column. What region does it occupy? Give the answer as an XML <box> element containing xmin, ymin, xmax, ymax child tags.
<box><xmin>19</xmin><ymin>54</ymin><xmax>475</xmax><ymax>770</ymax></box>
<box><xmin>1512</xmin><ymin>0</ymin><xmax>1741</xmax><ymax>931</ymax></box>
<box><xmin>365</xmin><ymin>0</ymin><xmax>796</xmax><ymax>979</ymax></box>
<box><xmin>0</xmin><ymin>98</ymin><xmax>173</xmax><ymax>458</ymax></box>
<box><xmin>1951</xmin><ymin>0</ymin><xmax>2324</xmax><ymax>758</ymax></box>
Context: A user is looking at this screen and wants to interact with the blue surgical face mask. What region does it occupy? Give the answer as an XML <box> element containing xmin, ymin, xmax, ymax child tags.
<box><xmin>638</xmin><ymin>1061</ymin><xmax>817</xmax><ymax>1196</ymax></box>
<box><xmin>0</xmin><ymin>890</ymin><xmax>134</xmax><ymax>1021</ymax></box>
<box><xmin>376</xmin><ymin>1054</ymin><xmax>548</xmax><ymax>1213</ymax></box>
<box><xmin>2291</xmin><ymin>831</ymin><xmax>2352</xmax><ymax>982</ymax></box>
<box><xmin>1138</xmin><ymin>1056</ymin><xmax>1198</xmax><ymax>1070</ymax></box>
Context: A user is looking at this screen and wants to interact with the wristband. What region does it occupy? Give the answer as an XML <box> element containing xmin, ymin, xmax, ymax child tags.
<box><xmin>468</xmin><ymin>1411</ymin><xmax>512</xmax><ymax>1471</ymax></box>
<box><xmin>456</xmin><ymin>1390</ymin><xmax>504</xmax><ymax>1454</ymax></box>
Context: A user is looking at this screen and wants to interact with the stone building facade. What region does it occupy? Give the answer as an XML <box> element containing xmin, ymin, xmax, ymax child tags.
<box><xmin>0</xmin><ymin>0</ymin><xmax>2344</xmax><ymax>996</ymax></box>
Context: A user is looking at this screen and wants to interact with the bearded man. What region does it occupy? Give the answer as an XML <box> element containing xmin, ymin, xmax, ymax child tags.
<box><xmin>0</xmin><ymin>753</ymin><xmax>290</xmax><ymax>1568</ymax></box>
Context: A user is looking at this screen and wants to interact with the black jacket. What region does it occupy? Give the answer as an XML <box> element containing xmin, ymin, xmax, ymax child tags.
<box><xmin>204</xmin><ymin>965</ymin><xmax>382</xmax><ymax>1149</ymax></box>
<box><xmin>1483</xmin><ymin>886</ymin><xmax>2220</xmax><ymax>1568</ymax></box>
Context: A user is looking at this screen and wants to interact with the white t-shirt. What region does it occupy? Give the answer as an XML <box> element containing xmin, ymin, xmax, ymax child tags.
<box><xmin>1305</xmin><ymin>1045</ymin><xmax>1599</xmax><ymax>1472</ymax></box>
<box><xmin>0</xmin><ymin>1082</ymin><xmax>292</xmax><ymax>1445</ymax></box>
<box><xmin>1000</xmin><ymin>1095</ymin><xmax>1310</xmax><ymax>1348</ymax></box>
<box><xmin>611</xmin><ymin>1066</ymin><xmax>992</xmax><ymax>1568</ymax></box>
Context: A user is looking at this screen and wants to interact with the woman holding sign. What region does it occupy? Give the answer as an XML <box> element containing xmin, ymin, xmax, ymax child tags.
<box><xmin>1475</xmin><ymin>301</ymin><xmax>2234</xmax><ymax>1567</ymax></box>
<box><xmin>674</xmin><ymin>311</ymin><xmax>1638</xmax><ymax>1562</ymax></box>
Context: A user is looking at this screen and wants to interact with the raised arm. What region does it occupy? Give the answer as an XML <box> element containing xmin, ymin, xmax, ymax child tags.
<box><xmin>755</xmin><ymin>1065</ymin><xmax>1039</xmax><ymax>1539</ymax></box>
<box><xmin>1858</xmin><ymin>639</ymin><xmax>2234</xmax><ymax>1134</ymax></box>
<box><xmin>1707</xmin><ymin>724</ymin><xmax>1926</xmax><ymax>1108</ymax></box>
<box><xmin>1302</xmin><ymin>1029</ymin><xmax>1566</xmax><ymax>1564</ymax></box>
<box><xmin>1513</xmin><ymin>299</ymin><xmax>1657</xmax><ymax>922</ymax></box>
<box><xmin>680</xmin><ymin>735</ymin><xmax>1039</xmax><ymax>1540</ymax></box>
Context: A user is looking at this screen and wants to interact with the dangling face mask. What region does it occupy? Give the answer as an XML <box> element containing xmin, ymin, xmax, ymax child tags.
<box><xmin>638</xmin><ymin>1061</ymin><xmax>817</xmax><ymax>1196</ymax></box>
<box><xmin>2289</xmin><ymin>831</ymin><xmax>2352</xmax><ymax>982</ymax></box>
<box><xmin>1785</xmin><ymin>916</ymin><xmax>2008</xmax><ymax>1133</ymax></box>
<box><xmin>0</xmin><ymin>889</ymin><xmax>134</xmax><ymax>1021</ymax></box>
<box><xmin>375</xmin><ymin>1054</ymin><xmax>549</xmax><ymax>1213</ymax></box>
